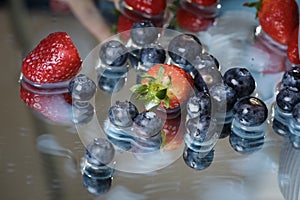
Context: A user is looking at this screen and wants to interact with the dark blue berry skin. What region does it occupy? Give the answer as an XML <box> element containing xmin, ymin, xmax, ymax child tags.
<box><xmin>229</xmin><ymin>132</ymin><xmax>265</xmax><ymax>154</ymax></box>
<box><xmin>233</xmin><ymin>96</ymin><xmax>268</xmax><ymax>127</ymax></box>
<box><xmin>99</xmin><ymin>40</ymin><xmax>128</xmax><ymax>66</ymax></box>
<box><xmin>82</xmin><ymin>173</ymin><xmax>112</xmax><ymax>195</ymax></box>
<box><xmin>133</xmin><ymin>111</ymin><xmax>163</xmax><ymax>138</ymax></box>
<box><xmin>128</xmin><ymin>49</ymin><xmax>141</xmax><ymax>68</ymax></box>
<box><xmin>108</xmin><ymin>101</ymin><xmax>139</xmax><ymax>128</ymax></box>
<box><xmin>276</xmin><ymin>87</ymin><xmax>300</xmax><ymax>112</ymax></box>
<box><xmin>168</xmin><ymin>33</ymin><xmax>202</xmax><ymax>70</ymax></box>
<box><xmin>139</xmin><ymin>44</ymin><xmax>166</xmax><ymax>68</ymax></box>
<box><xmin>292</xmin><ymin>103</ymin><xmax>300</xmax><ymax>123</ymax></box>
<box><xmin>223</xmin><ymin>67</ymin><xmax>256</xmax><ymax>98</ymax></box>
<box><xmin>183</xmin><ymin>147</ymin><xmax>214</xmax><ymax>170</ymax></box>
<box><xmin>68</xmin><ymin>74</ymin><xmax>97</xmax><ymax>101</ymax></box>
<box><xmin>130</xmin><ymin>21</ymin><xmax>159</xmax><ymax>46</ymax></box>
<box><xmin>186</xmin><ymin>115</ymin><xmax>211</xmax><ymax>142</ymax></box>
<box><xmin>193</xmin><ymin>72</ymin><xmax>209</xmax><ymax>93</ymax></box>
<box><xmin>209</xmin><ymin>83</ymin><xmax>237</xmax><ymax>112</ymax></box>
<box><xmin>187</xmin><ymin>91</ymin><xmax>211</xmax><ymax>118</ymax></box>
<box><xmin>98</xmin><ymin>75</ymin><xmax>125</xmax><ymax>94</ymax></box>
<box><xmin>282</xmin><ymin>67</ymin><xmax>300</xmax><ymax>91</ymax></box>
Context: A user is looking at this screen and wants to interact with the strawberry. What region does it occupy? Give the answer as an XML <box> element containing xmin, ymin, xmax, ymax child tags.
<box><xmin>176</xmin><ymin>8</ymin><xmax>214</xmax><ymax>32</ymax></box>
<box><xmin>130</xmin><ymin>64</ymin><xmax>194</xmax><ymax>111</ymax></box>
<box><xmin>192</xmin><ymin>0</ymin><xmax>218</xmax><ymax>6</ymax></box>
<box><xmin>124</xmin><ymin>0</ymin><xmax>167</xmax><ymax>15</ymax></box>
<box><xmin>244</xmin><ymin>0</ymin><xmax>299</xmax><ymax>45</ymax></box>
<box><xmin>287</xmin><ymin>26</ymin><xmax>300</xmax><ymax>65</ymax></box>
<box><xmin>20</xmin><ymin>81</ymin><xmax>72</xmax><ymax>124</ymax></box>
<box><xmin>22</xmin><ymin>32</ymin><xmax>82</xmax><ymax>85</ymax></box>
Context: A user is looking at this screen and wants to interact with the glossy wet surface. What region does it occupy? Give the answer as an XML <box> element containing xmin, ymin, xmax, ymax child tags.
<box><xmin>1</xmin><ymin>1</ymin><xmax>299</xmax><ymax>199</ymax></box>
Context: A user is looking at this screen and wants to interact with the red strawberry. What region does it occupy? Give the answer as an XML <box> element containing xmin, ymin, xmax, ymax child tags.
<box><xmin>22</xmin><ymin>32</ymin><xmax>82</xmax><ymax>85</ymax></box>
<box><xmin>124</xmin><ymin>0</ymin><xmax>167</xmax><ymax>15</ymax></box>
<box><xmin>244</xmin><ymin>0</ymin><xmax>299</xmax><ymax>45</ymax></box>
<box><xmin>192</xmin><ymin>0</ymin><xmax>217</xmax><ymax>6</ymax></box>
<box><xmin>20</xmin><ymin>81</ymin><xmax>72</xmax><ymax>124</ymax></box>
<box><xmin>176</xmin><ymin>8</ymin><xmax>214</xmax><ymax>32</ymax></box>
<box><xmin>131</xmin><ymin>64</ymin><xmax>194</xmax><ymax>111</ymax></box>
<box><xmin>161</xmin><ymin>116</ymin><xmax>185</xmax><ymax>151</ymax></box>
<box><xmin>287</xmin><ymin>26</ymin><xmax>300</xmax><ymax>65</ymax></box>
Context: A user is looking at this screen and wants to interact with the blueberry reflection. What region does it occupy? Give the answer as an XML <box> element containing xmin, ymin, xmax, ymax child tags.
<box><xmin>229</xmin><ymin>132</ymin><xmax>265</xmax><ymax>154</ymax></box>
<box><xmin>183</xmin><ymin>146</ymin><xmax>214</xmax><ymax>170</ymax></box>
<box><xmin>72</xmin><ymin>101</ymin><xmax>94</xmax><ymax>125</ymax></box>
<box><xmin>82</xmin><ymin>173</ymin><xmax>112</xmax><ymax>196</ymax></box>
<box><xmin>98</xmin><ymin>73</ymin><xmax>126</xmax><ymax>94</ymax></box>
<box><xmin>81</xmin><ymin>138</ymin><xmax>115</xmax><ymax>195</ymax></box>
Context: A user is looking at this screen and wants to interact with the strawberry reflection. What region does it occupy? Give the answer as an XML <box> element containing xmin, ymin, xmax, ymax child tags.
<box><xmin>20</xmin><ymin>80</ymin><xmax>95</xmax><ymax>125</ymax></box>
<box><xmin>20</xmin><ymin>80</ymin><xmax>72</xmax><ymax>125</ymax></box>
<box><xmin>161</xmin><ymin>114</ymin><xmax>185</xmax><ymax>151</ymax></box>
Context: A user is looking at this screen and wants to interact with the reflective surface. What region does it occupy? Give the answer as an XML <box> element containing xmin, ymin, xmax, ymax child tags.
<box><xmin>1</xmin><ymin>0</ymin><xmax>299</xmax><ymax>199</ymax></box>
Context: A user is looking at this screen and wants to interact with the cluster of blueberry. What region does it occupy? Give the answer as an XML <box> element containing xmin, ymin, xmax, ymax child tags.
<box><xmin>105</xmin><ymin>101</ymin><xmax>163</xmax><ymax>153</ymax></box>
<box><xmin>184</xmin><ymin>66</ymin><xmax>269</xmax><ymax>167</ymax></box>
<box><xmin>272</xmin><ymin>67</ymin><xmax>300</xmax><ymax>148</ymax></box>
<box><xmin>69</xmin><ymin>21</ymin><xmax>274</xmax><ymax>172</ymax></box>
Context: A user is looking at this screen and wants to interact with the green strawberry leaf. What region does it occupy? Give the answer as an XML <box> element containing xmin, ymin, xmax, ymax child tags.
<box><xmin>130</xmin><ymin>84</ymin><xmax>148</xmax><ymax>94</ymax></box>
<box><xmin>156</xmin><ymin>88</ymin><xmax>167</xmax><ymax>100</ymax></box>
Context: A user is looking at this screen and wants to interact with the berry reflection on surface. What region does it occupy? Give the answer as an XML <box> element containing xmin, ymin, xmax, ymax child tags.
<box><xmin>81</xmin><ymin>138</ymin><xmax>115</xmax><ymax>196</ymax></box>
<box><xmin>271</xmin><ymin>67</ymin><xmax>300</xmax><ymax>148</ymax></box>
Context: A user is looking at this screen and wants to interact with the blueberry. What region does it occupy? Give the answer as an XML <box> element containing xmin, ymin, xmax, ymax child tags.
<box><xmin>276</xmin><ymin>87</ymin><xmax>300</xmax><ymax>112</ymax></box>
<box><xmin>99</xmin><ymin>40</ymin><xmax>128</xmax><ymax>66</ymax></box>
<box><xmin>168</xmin><ymin>33</ymin><xmax>202</xmax><ymax>69</ymax></box>
<box><xmin>108</xmin><ymin>101</ymin><xmax>139</xmax><ymax>128</ymax></box>
<box><xmin>85</xmin><ymin>138</ymin><xmax>115</xmax><ymax>166</ymax></box>
<box><xmin>209</xmin><ymin>83</ymin><xmax>237</xmax><ymax>112</ymax></box>
<box><xmin>139</xmin><ymin>44</ymin><xmax>166</xmax><ymax>69</ymax></box>
<box><xmin>130</xmin><ymin>20</ymin><xmax>159</xmax><ymax>46</ymax></box>
<box><xmin>72</xmin><ymin>101</ymin><xmax>94</xmax><ymax>125</ymax></box>
<box><xmin>191</xmin><ymin>52</ymin><xmax>220</xmax><ymax>71</ymax></box>
<box><xmin>196</xmin><ymin>66</ymin><xmax>223</xmax><ymax>90</ymax></box>
<box><xmin>68</xmin><ymin>74</ymin><xmax>96</xmax><ymax>101</ymax></box>
<box><xmin>98</xmin><ymin>75</ymin><xmax>125</xmax><ymax>94</ymax></box>
<box><xmin>233</xmin><ymin>96</ymin><xmax>268</xmax><ymax>126</ymax></box>
<box><xmin>282</xmin><ymin>67</ymin><xmax>300</xmax><ymax>91</ymax></box>
<box><xmin>187</xmin><ymin>91</ymin><xmax>211</xmax><ymax>118</ymax></box>
<box><xmin>186</xmin><ymin>115</ymin><xmax>211</xmax><ymax>142</ymax></box>
<box><xmin>183</xmin><ymin>147</ymin><xmax>214</xmax><ymax>170</ymax></box>
<box><xmin>223</xmin><ymin>67</ymin><xmax>256</xmax><ymax>98</ymax></box>
<box><xmin>82</xmin><ymin>173</ymin><xmax>112</xmax><ymax>195</ymax></box>
<box><xmin>193</xmin><ymin>72</ymin><xmax>209</xmax><ymax>93</ymax></box>
<box><xmin>292</xmin><ymin>103</ymin><xmax>300</xmax><ymax>123</ymax></box>
<box><xmin>128</xmin><ymin>49</ymin><xmax>141</xmax><ymax>68</ymax></box>
<box><xmin>133</xmin><ymin>111</ymin><xmax>163</xmax><ymax>138</ymax></box>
